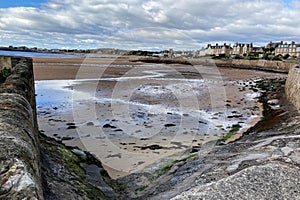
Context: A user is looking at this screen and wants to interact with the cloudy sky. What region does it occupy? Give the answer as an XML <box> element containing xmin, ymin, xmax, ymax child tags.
<box><xmin>0</xmin><ymin>0</ymin><xmax>300</xmax><ymax>50</ymax></box>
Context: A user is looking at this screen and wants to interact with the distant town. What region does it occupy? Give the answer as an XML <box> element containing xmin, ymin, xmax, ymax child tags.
<box><xmin>1</xmin><ymin>41</ymin><xmax>300</xmax><ymax>60</ymax></box>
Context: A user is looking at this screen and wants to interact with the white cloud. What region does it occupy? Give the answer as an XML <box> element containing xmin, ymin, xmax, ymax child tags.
<box><xmin>0</xmin><ymin>0</ymin><xmax>300</xmax><ymax>49</ymax></box>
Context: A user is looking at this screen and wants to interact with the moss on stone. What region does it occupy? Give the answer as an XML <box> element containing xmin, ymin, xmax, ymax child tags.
<box><xmin>39</xmin><ymin>133</ymin><xmax>112</xmax><ymax>199</ymax></box>
<box><xmin>216</xmin><ymin>124</ymin><xmax>241</xmax><ymax>145</ymax></box>
<box><xmin>155</xmin><ymin>153</ymin><xmax>197</xmax><ymax>176</ymax></box>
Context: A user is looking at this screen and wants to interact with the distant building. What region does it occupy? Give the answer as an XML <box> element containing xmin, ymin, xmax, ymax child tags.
<box><xmin>275</xmin><ymin>41</ymin><xmax>298</xmax><ymax>57</ymax></box>
<box><xmin>266</xmin><ymin>41</ymin><xmax>283</xmax><ymax>52</ymax></box>
<box><xmin>231</xmin><ymin>43</ymin><xmax>253</xmax><ymax>56</ymax></box>
<box><xmin>297</xmin><ymin>46</ymin><xmax>300</xmax><ymax>58</ymax></box>
<box><xmin>252</xmin><ymin>47</ymin><xmax>264</xmax><ymax>53</ymax></box>
<box><xmin>252</xmin><ymin>47</ymin><xmax>264</xmax><ymax>58</ymax></box>
<box><xmin>168</xmin><ymin>49</ymin><xmax>174</xmax><ymax>58</ymax></box>
<box><xmin>205</xmin><ymin>43</ymin><xmax>232</xmax><ymax>56</ymax></box>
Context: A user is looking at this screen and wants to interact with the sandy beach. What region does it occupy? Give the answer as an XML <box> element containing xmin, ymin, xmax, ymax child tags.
<box><xmin>34</xmin><ymin>55</ymin><xmax>286</xmax><ymax>179</ymax></box>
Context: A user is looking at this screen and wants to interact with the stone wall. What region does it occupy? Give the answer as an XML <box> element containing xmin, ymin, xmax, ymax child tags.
<box><xmin>212</xmin><ymin>59</ymin><xmax>295</xmax><ymax>73</ymax></box>
<box><xmin>286</xmin><ymin>67</ymin><xmax>300</xmax><ymax>111</ymax></box>
<box><xmin>137</xmin><ymin>57</ymin><xmax>296</xmax><ymax>73</ymax></box>
<box><xmin>0</xmin><ymin>56</ymin><xmax>43</xmax><ymax>199</ymax></box>
<box><xmin>0</xmin><ymin>56</ymin><xmax>118</xmax><ymax>199</ymax></box>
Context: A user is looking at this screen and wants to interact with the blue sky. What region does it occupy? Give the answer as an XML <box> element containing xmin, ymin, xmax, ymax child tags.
<box><xmin>0</xmin><ymin>0</ymin><xmax>44</xmax><ymax>8</ymax></box>
<box><xmin>0</xmin><ymin>0</ymin><xmax>300</xmax><ymax>50</ymax></box>
<box><xmin>282</xmin><ymin>0</ymin><xmax>293</xmax><ymax>7</ymax></box>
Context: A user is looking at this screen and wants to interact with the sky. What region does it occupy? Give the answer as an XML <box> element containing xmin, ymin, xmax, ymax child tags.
<box><xmin>0</xmin><ymin>0</ymin><xmax>300</xmax><ymax>50</ymax></box>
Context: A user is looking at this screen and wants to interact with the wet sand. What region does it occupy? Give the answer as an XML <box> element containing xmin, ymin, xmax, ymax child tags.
<box><xmin>34</xmin><ymin>55</ymin><xmax>286</xmax><ymax>179</ymax></box>
<box><xmin>33</xmin><ymin>55</ymin><xmax>144</xmax><ymax>80</ymax></box>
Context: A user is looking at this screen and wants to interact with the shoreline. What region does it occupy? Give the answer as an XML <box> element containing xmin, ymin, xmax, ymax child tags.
<box><xmin>34</xmin><ymin>56</ymin><xmax>286</xmax><ymax>179</ymax></box>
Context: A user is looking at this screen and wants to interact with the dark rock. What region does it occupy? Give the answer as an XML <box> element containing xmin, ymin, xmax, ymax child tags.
<box><xmin>86</xmin><ymin>122</ymin><xmax>94</xmax><ymax>126</ymax></box>
<box><xmin>103</xmin><ymin>124</ymin><xmax>117</xmax><ymax>129</ymax></box>
<box><xmin>227</xmin><ymin>115</ymin><xmax>243</xmax><ymax>119</ymax></box>
<box><xmin>139</xmin><ymin>144</ymin><xmax>163</xmax><ymax>150</ymax></box>
<box><xmin>164</xmin><ymin>123</ymin><xmax>176</xmax><ymax>127</ymax></box>
<box><xmin>67</xmin><ymin>125</ymin><xmax>77</xmax><ymax>129</ymax></box>
<box><xmin>61</xmin><ymin>136</ymin><xmax>74</xmax><ymax>140</ymax></box>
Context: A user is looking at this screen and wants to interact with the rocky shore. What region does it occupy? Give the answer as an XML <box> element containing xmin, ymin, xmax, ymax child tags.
<box><xmin>1</xmin><ymin>55</ymin><xmax>299</xmax><ymax>199</ymax></box>
<box><xmin>118</xmin><ymin>77</ymin><xmax>300</xmax><ymax>199</ymax></box>
<box><xmin>35</xmin><ymin>56</ymin><xmax>287</xmax><ymax>179</ymax></box>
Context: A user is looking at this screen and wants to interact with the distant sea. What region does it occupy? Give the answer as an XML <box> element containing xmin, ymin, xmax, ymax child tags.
<box><xmin>0</xmin><ymin>50</ymin><xmax>85</xmax><ymax>58</ymax></box>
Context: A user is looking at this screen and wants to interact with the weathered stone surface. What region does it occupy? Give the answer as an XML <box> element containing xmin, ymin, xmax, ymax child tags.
<box><xmin>0</xmin><ymin>57</ymin><xmax>43</xmax><ymax>199</ymax></box>
<box><xmin>172</xmin><ymin>163</ymin><xmax>300</xmax><ymax>200</ymax></box>
<box><xmin>0</xmin><ymin>56</ymin><xmax>12</xmax><ymax>70</ymax></box>
<box><xmin>40</xmin><ymin>134</ymin><xmax>117</xmax><ymax>200</ymax></box>
<box><xmin>286</xmin><ymin>67</ymin><xmax>300</xmax><ymax>111</ymax></box>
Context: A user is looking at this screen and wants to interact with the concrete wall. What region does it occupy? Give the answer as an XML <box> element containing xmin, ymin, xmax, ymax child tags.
<box><xmin>286</xmin><ymin>67</ymin><xmax>300</xmax><ymax>111</ymax></box>
<box><xmin>0</xmin><ymin>56</ymin><xmax>43</xmax><ymax>199</ymax></box>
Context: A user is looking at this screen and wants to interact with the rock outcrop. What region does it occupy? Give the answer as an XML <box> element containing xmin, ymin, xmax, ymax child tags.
<box><xmin>286</xmin><ymin>66</ymin><xmax>300</xmax><ymax>111</ymax></box>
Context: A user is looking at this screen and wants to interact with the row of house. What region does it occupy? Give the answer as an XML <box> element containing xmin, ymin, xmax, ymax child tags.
<box><xmin>273</xmin><ymin>41</ymin><xmax>300</xmax><ymax>57</ymax></box>
<box><xmin>203</xmin><ymin>41</ymin><xmax>300</xmax><ymax>58</ymax></box>
<box><xmin>204</xmin><ymin>43</ymin><xmax>264</xmax><ymax>57</ymax></box>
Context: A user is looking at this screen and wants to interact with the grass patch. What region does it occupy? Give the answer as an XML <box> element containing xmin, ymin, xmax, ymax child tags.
<box><xmin>1</xmin><ymin>68</ymin><xmax>11</xmax><ymax>77</ymax></box>
<box><xmin>156</xmin><ymin>153</ymin><xmax>197</xmax><ymax>176</ymax></box>
<box><xmin>137</xmin><ymin>185</ymin><xmax>148</xmax><ymax>191</ymax></box>
<box><xmin>157</xmin><ymin>164</ymin><xmax>173</xmax><ymax>176</ymax></box>
<box><xmin>216</xmin><ymin>124</ymin><xmax>241</xmax><ymax>145</ymax></box>
<box><xmin>0</xmin><ymin>67</ymin><xmax>11</xmax><ymax>83</ymax></box>
<box><xmin>172</xmin><ymin>153</ymin><xmax>197</xmax><ymax>164</ymax></box>
<box><xmin>116</xmin><ymin>181</ymin><xmax>126</xmax><ymax>190</ymax></box>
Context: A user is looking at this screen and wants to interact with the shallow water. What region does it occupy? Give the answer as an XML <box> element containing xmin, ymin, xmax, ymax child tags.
<box><xmin>0</xmin><ymin>50</ymin><xmax>84</xmax><ymax>58</ymax></box>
